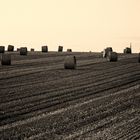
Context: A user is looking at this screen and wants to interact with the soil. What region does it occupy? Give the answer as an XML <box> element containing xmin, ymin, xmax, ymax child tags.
<box><xmin>0</xmin><ymin>52</ymin><xmax>140</xmax><ymax>140</ymax></box>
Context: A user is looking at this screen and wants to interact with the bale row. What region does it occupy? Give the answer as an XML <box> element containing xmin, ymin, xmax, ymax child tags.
<box><xmin>0</xmin><ymin>53</ymin><xmax>77</xmax><ymax>68</ymax></box>
<box><xmin>0</xmin><ymin>45</ymin><xmax>73</xmax><ymax>53</ymax></box>
<box><xmin>1</xmin><ymin>53</ymin><xmax>140</xmax><ymax>67</ymax></box>
<box><xmin>0</xmin><ymin>44</ymin><xmax>133</xmax><ymax>53</ymax></box>
<box><xmin>41</xmin><ymin>46</ymin><xmax>73</xmax><ymax>52</ymax></box>
<box><xmin>17</xmin><ymin>47</ymin><xmax>35</xmax><ymax>52</ymax></box>
<box><xmin>0</xmin><ymin>45</ymin><xmax>14</xmax><ymax>52</ymax></box>
<box><xmin>0</xmin><ymin>47</ymin><xmax>27</xmax><ymax>65</ymax></box>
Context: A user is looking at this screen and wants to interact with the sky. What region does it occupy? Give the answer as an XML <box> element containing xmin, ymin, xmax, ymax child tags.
<box><xmin>0</xmin><ymin>0</ymin><xmax>140</xmax><ymax>52</ymax></box>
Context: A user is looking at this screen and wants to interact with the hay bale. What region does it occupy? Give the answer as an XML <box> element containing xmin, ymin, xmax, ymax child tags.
<box><xmin>8</xmin><ymin>45</ymin><xmax>14</xmax><ymax>51</ymax></box>
<box><xmin>20</xmin><ymin>47</ymin><xmax>28</xmax><ymax>55</ymax></box>
<box><xmin>124</xmin><ymin>47</ymin><xmax>131</xmax><ymax>54</ymax></box>
<box><xmin>30</xmin><ymin>48</ymin><xmax>34</xmax><ymax>52</ymax></box>
<box><xmin>42</xmin><ymin>46</ymin><xmax>48</xmax><ymax>52</ymax></box>
<box><xmin>103</xmin><ymin>47</ymin><xmax>113</xmax><ymax>58</ymax></box>
<box><xmin>107</xmin><ymin>52</ymin><xmax>118</xmax><ymax>62</ymax></box>
<box><xmin>67</xmin><ymin>49</ymin><xmax>72</xmax><ymax>52</ymax></box>
<box><xmin>64</xmin><ymin>56</ymin><xmax>76</xmax><ymax>69</ymax></box>
<box><xmin>0</xmin><ymin>46</ymin><xmax>5</xmax><ymax>53</ymax></box>
<box><xmin>107</xmin><ymin>47</ymin><xmax>113</xmax><ymax>52</ymax></box>
<box><xmin>1</xmin><ymin>54</ymin><xmax>11</xmax><ymax>65</ymax></box>
<box><xmin>58</xmin><ymin>46</ymin><xmax>63</xmax><ymax>52</ymax></box>
<box><xmin>17</xmin><ymin>48</ymin><xmax>20</xmax><ymax>51</ymax></box>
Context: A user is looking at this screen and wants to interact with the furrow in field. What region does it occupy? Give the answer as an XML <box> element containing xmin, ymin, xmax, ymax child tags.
<box><xmin>0</xmin><ymin>61</ymin><xmax>139</xmax><ymax>105</ymax></box>
<box><xmin>72</xmin><ymin>114</ymin><xmax>140</xmax><ymax>140</ymax></box>
<box><xmin>0</xmin><ymin>60</ymin><xmax>139</xmax><ymax>103</ymax></box>
<box><xmin>0</xmin><ymin>52</ymin><xmax>137</xmax><ymax>79</ymax></box>
<box><xmin>0</xmin><ymin>70</ymin><xmax>139</xmax><ymax>126</ymax></box>
<box><xmin>0</xmin><ymin>60</ymin><xmax>139</xmax><ymax>101</ymax></box>
<box><xmin>29</xmin><ymin>92</ymin><xmax>140</xmax><ymax>139</ymax></box>
<box><xmin>0</xmin><ymin>85</ymin><xmax>139</xmax><ymax>139</ymax></box>
<box><xmin>0</xmin><ymin>53</ymin><xmax>139</xmax><ymax>139</ymax></box>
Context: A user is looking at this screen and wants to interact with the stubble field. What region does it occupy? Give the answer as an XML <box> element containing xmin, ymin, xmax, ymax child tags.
<box><xmin>0</xmin><ymin>51</ymin><xmax>140</xmax><ymax>140</ymax></box>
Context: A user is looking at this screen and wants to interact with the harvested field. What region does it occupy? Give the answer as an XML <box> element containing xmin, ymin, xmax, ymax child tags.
<box><xmin>0</xmin><ymin>52</ymin><xmax>140</xmax><ymax>140</ymax></box>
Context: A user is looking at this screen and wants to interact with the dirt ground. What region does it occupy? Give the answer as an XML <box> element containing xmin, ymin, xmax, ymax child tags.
<box><xmin>0</xmin><ymin>51</ymin><xmax>140</xmax><ymax>140</ymax></box>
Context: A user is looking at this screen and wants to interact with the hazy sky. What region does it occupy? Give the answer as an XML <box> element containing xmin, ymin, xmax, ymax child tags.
<box><xmin>0</xmin><ymin>0</ymin><xmax>140</xmax><ymax>52</ymax></box>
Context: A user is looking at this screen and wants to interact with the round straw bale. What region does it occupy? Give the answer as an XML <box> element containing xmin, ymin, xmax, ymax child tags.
<box><xmin>8</xmin><ymin>45</ymin><xmax>14</xmax><ymax>51</ymax></box>
<box><xmin>42</xmin><ymin>46</ymin><xmax>48</xmax><ymax>52</ymax></box>
<box><xmin>17</xmin><ymin>48</ymin><xmax>20</xmax><ymax>51</ymax></box>
<box><xmin>103</xmin><ymin>47</ymin><xmax>113</xmax><ymax>58</ymax></box>
<box><xmin>0</xmin><ymin>46</ymin><xmax>5</xmax><ymax>53</ymax></box>
<box><xmin>30</xmin><ymin>48</ymin><xmax>34</xmax><ymax>52</ymax></box>
<box><xmin>20</xmin><ymin>47</ymin><xmax>28</xmax><ymax>55</ymax></box>
<box><xmin>64</xmin><ymin>56</ymin><xmax>76</xmax><ymax>69</ymax></box>
<box><xmin>58</xmin><ymin>46</ymin><xmax>63</xmax><ymax>52</ymax></box>
<box><xmin>1</xmin><ymin>54</ymin><xmax>11</xmax><ymax>65</ymax></box>
<box><xmin>107</xmin><ymin>51</ymin><xmax>118</xmax><ymax>62</ymax></box>
<box><xmin>106</xmin><ymin>47</ymin><xmax>113</xmax><ymax>52</ymax></box>
<box><xmin>124</xmin><ymin>47</ymin><xmax>131</xmax><ymax>54</ymax></box>
<box><xmin>123</xmin><ymin>49</ymin><xmax>126</xmax><ymax>53</ymax></box>
<box><xmin>67</xmin><ymin>49</ymin><xmax>72</xmax><ymax>52</ymax></box>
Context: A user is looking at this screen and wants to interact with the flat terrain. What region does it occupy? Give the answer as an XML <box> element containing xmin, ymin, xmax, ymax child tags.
<box><xmin>0</xmin><ymin>51</ymin><xmax>140</xmax><ymax>140</ymax></box>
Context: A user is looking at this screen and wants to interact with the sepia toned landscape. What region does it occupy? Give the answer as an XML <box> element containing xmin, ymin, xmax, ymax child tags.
<box><xmin>0</xmin><ymin>1</ymin><xmax>140</xmax><ymax>139</ymax></box>
<box><xmin>0</xmin><ymin>51</ymin><xmax>140</xmax><ymax>139</ymax></box>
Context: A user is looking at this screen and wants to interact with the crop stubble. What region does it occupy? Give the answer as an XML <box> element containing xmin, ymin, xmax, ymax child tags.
<box><xmin>0</xmin><ymin>52</ymin><xmax>140</xmax><ymax>139</ymax></box>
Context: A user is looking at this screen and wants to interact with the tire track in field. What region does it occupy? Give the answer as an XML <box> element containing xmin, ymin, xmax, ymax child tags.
<box><xmin>28</xmin><ymin>91</ymin><xmax>140</xmax><ymax>140</ymax></box>
<box><xmin>0</xmin><ymin>70</ymin><xmax>140</xmax><ymax>126</ymax></box>
<box><xmin>0</xmin><ymin>60</ymin><xmax>136</xmax><ymax>99</ymax></box>
<box><xmin>0</xmin><ymin>85</ymin><xmax>139</xmax><ymax>139</ymax></box>
<box><xmin>0</xmin><ymin>53</ymin><xmax>139</xmax><ymax>139</ymax></box>
<box><xmin>71</xmin><ymin>114</ymin><xmax>140</xmax><ymax>140</ymax></box>
<box><xmin>1</xmin><ymin>60</ymin><xmax>137</xmax><ymax>102</ymax></box>
<box><xmin>0</xmin><ymin>61</ymin><xmax>139</xmax><ymax>104</ymax></box>
<box><xmin>0</xmin><ymin>57</ymin><xmax>138</xmax><ymax>100</ymax></box>
<box><xmin>0</xmin><ymin>57</ymin><xmax>139</xmax><ymax>103</ymax></box>
<box><xmin>110</xmin><ymin>119</ymin><xmax>140</xmax><ymax>140</ymax></box>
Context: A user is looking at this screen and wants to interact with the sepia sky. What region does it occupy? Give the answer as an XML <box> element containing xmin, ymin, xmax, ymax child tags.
<box><xmin>0</xmin><ymin>0</ymin><xmax>140</xmax><ymax>52</ymax></box>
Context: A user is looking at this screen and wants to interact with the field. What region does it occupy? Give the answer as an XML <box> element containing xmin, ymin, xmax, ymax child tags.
<box><xmin>0</xmin><ymin>51</ymin><xmax>140</xmax><ymax>140</ymax></box>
